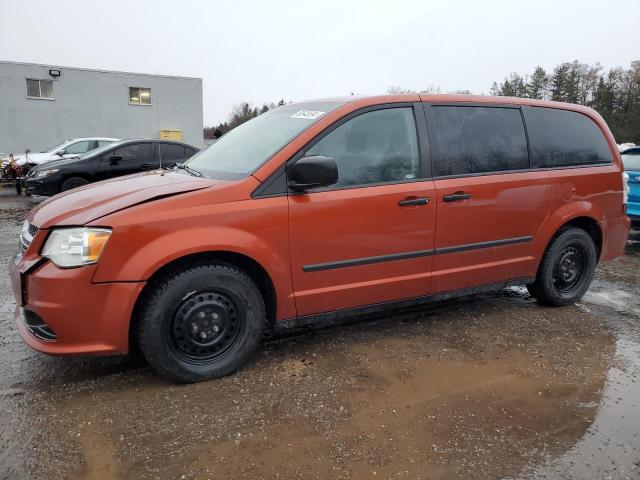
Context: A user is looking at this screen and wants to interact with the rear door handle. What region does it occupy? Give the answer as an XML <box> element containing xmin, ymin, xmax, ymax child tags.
<box><xmin>442</xmin><ymin>192</ymin><xmax>472</xmax><ymax>202</ymax></box>
<box><xmin>398</xmin><ymin>197</ymin><xmax>429</xmax><ymax>206</ymax></box>
<box><xmin>141</xmin><ymin>163</ymin><xmax>151</xmax><ymax>169</ymax></box>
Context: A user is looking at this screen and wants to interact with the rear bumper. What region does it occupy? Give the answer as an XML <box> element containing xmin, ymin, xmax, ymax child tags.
<box><xmin>10</xmin><ymin>259</ymin><xmax>144</xmax><ymax>356</ymax></box>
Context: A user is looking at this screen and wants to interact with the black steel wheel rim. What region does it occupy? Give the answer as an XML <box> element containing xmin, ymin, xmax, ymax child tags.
<box><xmin>552</xmin><ymin>245</ymin><xmax>586</xmax><ymax>294</ymax></box>
<box><xmin>169</xmin><ymin>290</ymin><xmax>243</xmax><ymax>364</ymax></box>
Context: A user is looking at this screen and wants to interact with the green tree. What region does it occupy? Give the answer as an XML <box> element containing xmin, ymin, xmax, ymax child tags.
<box><xmin>493</xmin><ymin>73</ymin><xmax>527</xmax><ymax>97</ymax></box>
<box><xmin>203</xmin><ymin>99</ymin><xmax>289</xmax><ymax>139</ymax></box>
<box><xmin>491</xmin><ymin>60</ymin><xmax>640</xmax><ymax>143</ymax></box>
<box><xmin>550</xmin><ymin>62</ymin><xmax>571</xmax><ymax>101</ymax></box>
<box><xmin>527</xmin><ymin>66</ymin><xmax>549</xmax><ymax>99</ymax></box>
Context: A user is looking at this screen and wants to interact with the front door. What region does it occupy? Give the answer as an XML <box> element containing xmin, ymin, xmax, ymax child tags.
<box><xmin>424</xmin><ymin>104</ymin><xmax>551</xmax><ymax>293</ymax></box>
<box><xmin>99</xmin><ymin>142</ymin><xmax>156</xmax><ymax>180</ymax></box>
<box><xmin>288</xmin><ymin>105</ymin><xmax>436</xmax><ymax>316</ymax></box>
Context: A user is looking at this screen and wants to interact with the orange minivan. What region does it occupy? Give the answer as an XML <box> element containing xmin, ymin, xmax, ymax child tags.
<box><xmin>9</xmin><ymin>94</ymin><xmax>630</xmax><ymax>382</ymax></box>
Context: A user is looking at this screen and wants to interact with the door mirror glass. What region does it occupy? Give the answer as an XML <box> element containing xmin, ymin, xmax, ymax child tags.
<box><xmin>288</xmin><ymin>155</ymin><xmax>338</xmax><ymax>191</ymax></box>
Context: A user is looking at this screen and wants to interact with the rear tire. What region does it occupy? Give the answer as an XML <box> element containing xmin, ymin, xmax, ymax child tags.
<box><xmin>527</xmin><ymin>227</ymin><xmax>597</xmax><ymax>306</ymax></box>
<box><xmin>137</xmin><ymin>263</ymin><xmax>265</xmax><ymax>382</ymax></box>
<box><xmin>60</xmin><ymin>176</ymin><xmax>89</xmax><ymax>192</ymax></box>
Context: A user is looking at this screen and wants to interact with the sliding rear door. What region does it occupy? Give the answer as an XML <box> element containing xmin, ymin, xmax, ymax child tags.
<box><xmin>424</xmin><ymin>103</ymin><xmax>551</xmax><ymax>293</ymax></box>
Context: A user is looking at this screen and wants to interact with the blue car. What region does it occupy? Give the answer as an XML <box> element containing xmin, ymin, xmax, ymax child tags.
<box><xmin>622</xmin><ymin>147</ymin><xmax>640</xmax><ymax>227</ymax></box>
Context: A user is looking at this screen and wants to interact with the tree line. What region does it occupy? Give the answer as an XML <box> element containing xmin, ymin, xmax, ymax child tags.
<box><xmin>491</xmin><ymin>60</ymin><xmax>640</xmax><ymax>143</ymax></box>
<box><xmin>203</xmin><ymin>99</ymin><xmax>287</xmax><ymax>139</ymax></box>
<box><xmin>203</xmin><ymin>60</ymin><xmax>639</xmax><ymax>144</ymax></box>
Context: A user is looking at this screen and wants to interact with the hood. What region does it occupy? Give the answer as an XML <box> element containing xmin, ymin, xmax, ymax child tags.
<box><xmin>15</xmin><ymin>152</ymin><xmax>68</xmax><ymax>166</ymax></box>
<box><xmin>29</xmin><ymin>171</ymin><xmax>221</xmax><ymax>228</ymax></box>
<box><xmin>30</xmin><ymin>156</ymin><xmax>85</xmax><ymax>170</ymax></box>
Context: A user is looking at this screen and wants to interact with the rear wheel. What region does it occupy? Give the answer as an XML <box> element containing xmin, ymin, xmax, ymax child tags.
<box><xmin>60</xmin><ymin>176</ymin><xmax>89</xmax><ymax>192</ymax></box>
<box><xmin>137</xmin><ymin>263</ymin><xmax>265</xmax><ymax>382</ymax></box>
<box><xmin>527</xmin><ymin>227</ymin><xmax>597</xmax><ymax>306</ymax></box>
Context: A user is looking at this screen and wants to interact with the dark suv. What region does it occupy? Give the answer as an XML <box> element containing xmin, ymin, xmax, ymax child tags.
<box><xmin>25</xmin><ymin>139</ymin><xmax>199</xmax><ymax>195</ymax></box>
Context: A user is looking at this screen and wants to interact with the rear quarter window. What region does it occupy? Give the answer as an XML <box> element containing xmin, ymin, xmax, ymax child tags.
<box><xmin>523</xmin><ymin>107</ymin><xmax>612</xmax><ymax>168</ymax></box>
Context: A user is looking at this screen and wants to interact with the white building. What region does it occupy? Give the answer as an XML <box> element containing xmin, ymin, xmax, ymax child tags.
<box><xmin>0</xmin><ymin>61</ymin><xmax>203</xmax><ymax>155</ymax></box>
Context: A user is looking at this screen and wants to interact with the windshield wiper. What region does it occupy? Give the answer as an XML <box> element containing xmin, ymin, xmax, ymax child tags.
<box><xmin>175</xmin><ymin>163</ymin><xmax>203</xmax><ymax>177</ymax></box>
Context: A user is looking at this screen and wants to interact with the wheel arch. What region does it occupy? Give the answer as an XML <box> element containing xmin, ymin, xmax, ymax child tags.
<box><xmin>534</xmin><ymin>203</ymin><xmax>605</xmax><ymax>270</ymax></box>
<box><xmin>562</xmin><ymin>216</ymin><xmax>603</xmax><ymax>260</ymax></box>
<box><xmin>129</xmin><ymin>250</ymin><xmax>278</xmax><ymax>353</ymax></box>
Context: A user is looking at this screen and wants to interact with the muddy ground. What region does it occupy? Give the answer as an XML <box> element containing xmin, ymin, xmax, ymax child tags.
<box><xmin>1</xmin><ymin>189</ymin><xmax>639</xmax><ymax>480</ymax></box>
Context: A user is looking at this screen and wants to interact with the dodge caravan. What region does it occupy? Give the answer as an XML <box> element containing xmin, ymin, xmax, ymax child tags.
<box><xmin>9</xmin><ymin>94</ymin><xmax>629</xmax><ymax>382</ymax></box>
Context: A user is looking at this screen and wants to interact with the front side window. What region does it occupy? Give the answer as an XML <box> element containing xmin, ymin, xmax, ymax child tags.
<box><xmin>110</xmin><ymin>143</ymin><xmax>153</xmax><ymax>160</ymax></box>
<box><xmin>64</xmin><ymin>141</ymin><xmax>92</xmax><ymax>155</ymax></box>
<box><xmin>186</xmin><ymin>102</ymin><xmax>343</xmax><ymax>179</ymax></box>
<box><xmin>429</xmin><ymin>106</ymin><xmax>529</xmax><ymax>177</ymax></box>
<box><xmin>524</xmin><ymin>107</ymin><xmax>613</xmax><ymax>168</ymax></box>
<box><xmin>26</xmin><ymin>79</ymin><xmax>54</xmax><ymax>99</ymax></box>
<box><xmin>305</xmin><ymin>107</ymin><xmax>420</xmax><ymax>187</ymax></box>
<box><xmin>129</xmin><ymin>87</ymin><xmax>151</xmax><ymax>105</ymax></box>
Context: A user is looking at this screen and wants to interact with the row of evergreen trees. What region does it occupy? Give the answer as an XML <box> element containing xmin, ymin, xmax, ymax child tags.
<box><xmin>204</xmin><ymin>60</ymin><xmax>639</xmax><ymax>144</ymax></box>
<box><xmin>203</xmin><ymin>99</ymin><xmax>287</xmax><ymax>139</ymax></box>
<box><xmin>491</xmin><ymin>61</ymin><xmax>640</xmax><ymax>143</ymax></box>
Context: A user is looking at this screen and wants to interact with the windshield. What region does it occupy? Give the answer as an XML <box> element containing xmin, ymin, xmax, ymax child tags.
<box><xmin>42</xmin><ymin>140</ymin><xmax>71</xmax><ymax>153</ymax></box>
<box><xmin>186</xmin><ymin>102</ymin><xmax>344</xmax><ymax>179</ymax></box>
<box><xmin>622</xmin><ymin>152</ymin><xmax>640</xmax><ymax>171</ymax></box>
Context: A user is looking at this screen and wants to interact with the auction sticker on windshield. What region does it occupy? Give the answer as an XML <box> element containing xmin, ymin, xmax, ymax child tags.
<box><xmin>291</xmin><ymin>110</ymin><xmax>325</xmax><ymax>119</ymax></box>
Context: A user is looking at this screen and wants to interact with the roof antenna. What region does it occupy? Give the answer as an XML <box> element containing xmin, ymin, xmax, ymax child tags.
<box><xmin>155</xmin><ymin>70</ymin><xmax>163</xmax><ymax>175</ymax></box>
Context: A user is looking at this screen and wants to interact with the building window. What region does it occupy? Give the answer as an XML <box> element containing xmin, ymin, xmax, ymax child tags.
<box><xmin>129</xmin><ymin>87</ymin><xmax>151</xmax><ymax>105</ymax></box>
<box><xmin>26</xmin><ymin>79</ymin><xmax>54</xmax><ymax>99</ymax></box>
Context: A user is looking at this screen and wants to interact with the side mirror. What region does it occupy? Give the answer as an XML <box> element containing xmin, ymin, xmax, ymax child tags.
<box><xmin>55</xmin><ymin>150</ymin><xmax>66</xmax><ymax>156</ymax></box>
<box><xmin>288</xmin><ymin>155</ymin><xmax>338</xmax><ymax>191</ymax></box>
<box><xmin>25</xmin><ymin>149</ymin><xmax>31</xmax><ymax>155</ymax></box>
<box><xmin>109</xmin><ymin>155</ymin><xmax>123</xmax><ymax>164</ymax></box>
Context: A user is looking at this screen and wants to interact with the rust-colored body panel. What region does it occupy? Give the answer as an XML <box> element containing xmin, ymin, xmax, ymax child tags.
<box><xmin>9</xmin><ymin>94</ymin><xmax>629</xmax><ymax>356</ymax></box>
<box><xmin>11</xmin><ymin>261</ymin><xmax>142</xmax><ymax>355</ymax></box>
<box><xmin>288</xmin><ymin>180</ymin><xmax>436</xmax><ymax>315</ymax></box>
<box><xmin>431</xmin><ymin>170</ymin><xmax>551</xmax><ymax>293</ymax></box>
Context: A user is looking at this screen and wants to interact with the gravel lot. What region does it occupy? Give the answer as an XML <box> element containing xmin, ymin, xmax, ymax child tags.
<box><xmin>1</xmin><ymin>189</ymin><xmax>639</xmax><ymax>480</ymax></box>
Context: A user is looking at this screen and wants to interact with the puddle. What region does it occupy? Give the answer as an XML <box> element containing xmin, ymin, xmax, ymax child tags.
<box><xmin>530</xmin><ymin>337</ymin><xmax>640</xmax><ymax>479</ymax></box>
<box><xmin>581</xmin><ymin>289</ymin><xmax>637</xmax><ymax>314</ymax></box>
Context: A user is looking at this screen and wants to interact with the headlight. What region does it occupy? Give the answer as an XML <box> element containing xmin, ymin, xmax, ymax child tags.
<box><xmin>34</xmin><ymin>169</ymin><xmax>59</xmax><ymax>178</ymax></box>
<box><xmin>42</xmin><ymin>228</ymin><xmax>111</xmax><ymax>267</ymax></box>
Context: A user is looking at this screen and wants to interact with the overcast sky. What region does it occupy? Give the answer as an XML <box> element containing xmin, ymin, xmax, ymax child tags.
<box><xmin>2</xmin><ymin>0</ymin><xmax>638</xmax><ymax>125</ymax></box>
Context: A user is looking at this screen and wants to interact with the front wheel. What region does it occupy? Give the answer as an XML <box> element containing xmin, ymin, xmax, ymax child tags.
<box><xmin>137</xmin><ymin>263</ymin><xmax>265</xmax><ymax>382</ymax></box>
<box><xmin>527</xmin><ymin>227</ymin><xmax>597</xmax><ymax>306</ymax></box>
<box><xmin>60</xmin><ymin>176</ymin><xmax>89</xmax><ymax>192</ymax></box>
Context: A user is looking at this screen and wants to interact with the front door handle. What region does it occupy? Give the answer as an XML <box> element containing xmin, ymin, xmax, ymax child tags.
<box><xmin>141</xmin><ymin>163</ymin><xmax>151</xmax><ymax>170</ymax></box>
<box><xmin>442</xmin><ymin>191</ymin><xmax>472</xmax><ymax>202</ymax></box>
<box><xmin>398</xmin><ymin>197</ymin><xmax>429</xmax><ymax>206</ymax></box>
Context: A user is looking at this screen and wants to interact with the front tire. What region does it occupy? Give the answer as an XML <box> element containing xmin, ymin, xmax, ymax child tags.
<box><xmin>60</xmin><ymin>176</ymin><xmax>89</xmax><ymax>192</ymax></box>
<box><xmin>527</xmin><ymin>227</ymin><xmax>597</xmax><ymax>306</ymax></box>
<box><xmin>137</xmin><ymin>263</ymin><xmax>265</xmax><ymax>382</ymax></box>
